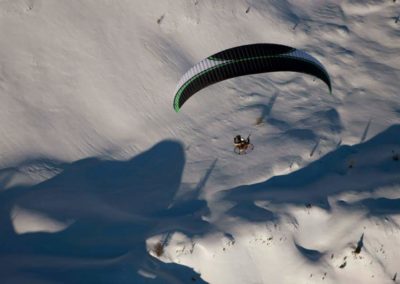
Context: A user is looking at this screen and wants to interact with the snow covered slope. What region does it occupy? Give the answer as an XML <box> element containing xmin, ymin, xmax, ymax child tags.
<box><xmin>0</xmin><ymin>0</ymin><xmax>399</xmax><ymax>283</ymax></box>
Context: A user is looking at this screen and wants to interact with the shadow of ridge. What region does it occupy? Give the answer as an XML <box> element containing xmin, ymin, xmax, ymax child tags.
<box><xmin>226</xmin><ymin>201</ymin><xmax>277</xmax><ymax>223</ymax></box>
<box><xmin>14</xmin><ymin>140</ymin><xmax>186</xmax><ymax>219</ymax></box>
<box><xmin>21</xmin><ymin>253</ymin><xmax>209</xmax><ymax>284</ymax></box>
<box><xmin>294</xmin><ymin>242</ymin><xmax>324</xmax><ymax>262</ymax></box>
<box><xmin>0</xmin><ymin>140</ymin><xmax>209</xmax><ymax>283</ymax></box>
<box><xmin>338</xmin><ymin>198</ymin><xmax>400</xmax><ymax>217</ymax></box>
<box><xmin>223</xmin><ymin>124</ymin><xmax>400</xmax><ymax>211</ymax></box>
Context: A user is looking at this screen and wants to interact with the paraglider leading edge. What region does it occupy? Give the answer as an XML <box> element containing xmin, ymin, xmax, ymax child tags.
<box><xmin>173</xmin><ymin>43</ymin><xmax>332</xmax><ymax>112</ymax></box>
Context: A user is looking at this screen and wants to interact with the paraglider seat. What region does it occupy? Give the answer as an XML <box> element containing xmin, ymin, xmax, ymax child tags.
<box><xmin>234</xmin><ymin>135</ymin><xmax>242</xmax><ymax>144</ymax></box>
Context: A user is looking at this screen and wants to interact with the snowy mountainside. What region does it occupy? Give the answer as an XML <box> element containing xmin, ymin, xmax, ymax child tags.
<box><xmin>154</xmin><ymin>125</ymin><xmax>400</xmax><ymax>284</ymax></box>
<box><xmin>0</xmin><ymin>0</ymin><xmax>399</xmax><ymax>283</ymax></box>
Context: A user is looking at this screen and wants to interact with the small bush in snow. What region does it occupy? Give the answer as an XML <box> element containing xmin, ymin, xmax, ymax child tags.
<box><xmin>154</xmin><ymin>242</ymin><xmax>164</xmax><ymax>257</ymax></box>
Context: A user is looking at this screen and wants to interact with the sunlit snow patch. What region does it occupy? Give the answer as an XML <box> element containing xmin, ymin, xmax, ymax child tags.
<box><xmin>11</xmin><ymin>205</ymin><xmax>74</xmax><ymax>234</ymax></box>
<box><xmin>137</xmin><ymin>269</ymin><xmax>157</xmax><ymax>279</ymax></box>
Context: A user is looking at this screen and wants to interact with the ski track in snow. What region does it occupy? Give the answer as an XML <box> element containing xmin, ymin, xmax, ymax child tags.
<box><xmin>0</xmin><ymin>0</ymin><xmax>400</xmax><ymax>283</ymax></box>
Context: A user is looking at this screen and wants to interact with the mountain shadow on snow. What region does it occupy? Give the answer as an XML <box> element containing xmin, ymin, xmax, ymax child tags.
<box><xmin>0</xmin><ymin>140</ymin><xmax>209</xmax><ymax>284</ymax></box>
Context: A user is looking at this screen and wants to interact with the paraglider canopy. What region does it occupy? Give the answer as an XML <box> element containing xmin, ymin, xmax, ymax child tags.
<box><xmin>173</xmin><ymin>43</ymin><xmax>332</xmax><ymax>112</ymax></box>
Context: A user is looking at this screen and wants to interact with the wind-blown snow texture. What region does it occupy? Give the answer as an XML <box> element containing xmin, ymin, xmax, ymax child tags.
<box><xmin>0</xmin><ymin>1</ymin><xmax>399</xmax><ymax>283</ymax></box>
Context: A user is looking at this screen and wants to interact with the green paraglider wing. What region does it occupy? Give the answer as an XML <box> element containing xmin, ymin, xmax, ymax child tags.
<box><xmin>173</xmin><ymin>43</ymin><xmax>332</xmax><ymax>112</ymax></box>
